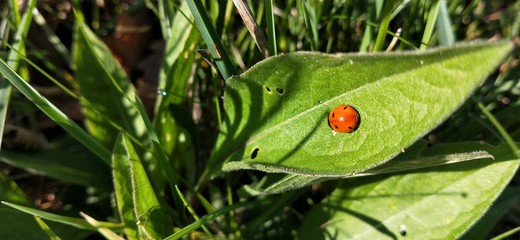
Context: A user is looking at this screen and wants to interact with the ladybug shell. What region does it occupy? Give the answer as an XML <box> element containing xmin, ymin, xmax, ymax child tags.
<box><xmin>328</xmin><ymin>104</ymin><xmax>360</xmax><ymax>133</ymax></box>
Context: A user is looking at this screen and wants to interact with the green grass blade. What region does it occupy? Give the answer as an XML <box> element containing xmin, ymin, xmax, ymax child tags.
<box><xmin>373</xmin><ymin>0</ymin><xmax>399</xmax><ymax>51</ymax></box>
<box><xmin>32</xmin><ymin>8</ymin><xmax>70</xmax><ymax>63</ymax></box>
<box><xmin>233</xmin><ymin>0</ymin><xmax>269</xmax><ymax>57</ymax></box>
<box><xmin>156</xmin><ymin>0</ymin><xmax>174</xmax><ymax>39</ymax></box>
<box><xmin>80</xmin><ymin>212</ymin><xmax>125</xmax><ymax>240</ymax></box>
<box><xmin>155</xmin><ymin>0</ymin><xmax>193</xmax><ymax>118</ymax></box>
<box><xmin>491</xmin><ymin>226</ymin><xmax>520</xmax><ymax>240</ymax></box>
<box><xmin>0</xmin><ymin>135</ymin><xmax>111</xmax><ymax>189</ymax></box>
<box><xmin>302</xmin><ymin>0</ymin><xmax>318</xmax><ymax>51</ymax></box>
<box><xmin>4</xmin><ymin>0</ymin><xmax>35</xmax><ymax>66</ymax></box>
<box><xmin>0</xmin><ymin>149</ymin><xmax>108</xmax><ymax>189</ymax></box>
<box><xmin>7</xmin><ymin>0</ymin><xmax>21</xmax><ymax>24</ymax></box>
<box><xmin>135</xmin><ymin>93</ymin><xmax>187</xmax><ymax>225</ymax></box>
<box><xmin>477</xmin><ymin>101</ymin><xmax>520</xmax><ymax>157</ymax></box>
<box><xmin>186</xmin><ymin>0</ymin><xmax>235</xmax><ymax>80</ymax></box>
<box><xmin>34</xmin><ymin>216</ymin><xmax>61</xmax><ymax>240</ymax></box>
<box><xmin>0</xmin><ymin>77</ymin><xmax>13</xmax><ymax>149</ymax></box>
<box><xmin>0</xmin><ymin>59</ymin><xmax>112</xmax><ymax>164</ymax></box>
<box><xmin>174</xmin><ymin>186</ymin><xmax>212</xmax><ymax>236</ymax></box>
<box><xmin>421</xmin><ymin>0</ymin><xmax>441</xmax><ymax>49</ymax></box>
<box><xmin>435</xmin><ymin>0</ymin><xmax>455</xmax><ymax>45</ymax></box>
<box><xmin>359</xmin><ymin>3</ymin><xmax>379</xmax><ymax>52</ymax></box>
<box><xmin>242</xmin><ymin>192</ymin><xmax>301</xmax><ymax>236</ymax></box>
<box><xmin>264</xmin><ymin>0</ymin><xmax>277</xmax><ymax>55</ymax></box>
<box><xmin>1</xmin><ymin>41</ymin><xmax>78</xmax><ymax>98</ymax></box>
<box><xmin>1</xmin><ymin>201</ymin><xmax>121</xmax><ymax>231</ymax></box>
<box><xmin>134</xmin><ymin>95</ymin><xmax>180</xmax><ymax>190</ymax></box>
<box><xmin>0</xmin><ymin>0</ymin><xmax>36</xmax><ymax>148</ymax></box>
<box><xmin>0</xmin><ymin>171</ymin><xmax>30</xmax><ymax>205</ymax></box>
<box><xmin>73</xmin><ymin>22</ymin><xmax>146</xmax><ymax>149</ymax></box>
<box><xmin>164</xmin><ymin>200</ymin><xmax>266</xmax><ymax>240</ymax></box>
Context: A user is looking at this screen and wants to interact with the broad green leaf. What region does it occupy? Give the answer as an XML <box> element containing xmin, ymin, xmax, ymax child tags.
<box><xmin>72</xmin><ymin>23</ymin><xmax>146</xmax><ymax>148</ymax></box>
<box><xmin>157</xmin><ymin>14</ymin><xmax>199</xmax><ymax>186</ymax></box>
<box><xmin>112</xmin><ymin>132</ymin><xmax>170</xmax><ymax>239</ymax></box>
<box><xmin>154</xmin><ymin>25</ymin><xmax>199</xmax><ymax>188</ymax></box>
<box><xmin>297</xmin><ymin>144</ymin><xmax>519</xmax><ymax>239</ymax></box>
<box><xmin>155</xmin><ymin>0</ymin><xmax>193</xmax><ymax>112</ymax></box>
<box><xmin>213</xmin><ymin>40</ymin><xmax>512</xmax><ymax>176</ymax></box>
<box><xmin>353</xmin><ymin>141</ymin><xmax>494</xmax><ymax>177</ymax></box>
<box><xmin>460</xmin><ymin>186</ymin><xmax>520</xmax><ymax>240</ymax></box>
<box><xmin>241</xmin><ymin>141</ymin><xmax>495</xmax><ymax>195</ymax></box>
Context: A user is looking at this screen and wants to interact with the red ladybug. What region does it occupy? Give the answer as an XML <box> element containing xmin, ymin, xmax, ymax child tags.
<box><xmin>328</xmin><ymin>104</ymin><xmax>360</xmax><ymax>133</ymax></box>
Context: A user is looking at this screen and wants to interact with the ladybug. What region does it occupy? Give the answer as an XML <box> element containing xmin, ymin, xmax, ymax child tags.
<box><xmin>328</xmin><ymin>104</ymin><xmax>360</xmax><ymax>133</ymax></box>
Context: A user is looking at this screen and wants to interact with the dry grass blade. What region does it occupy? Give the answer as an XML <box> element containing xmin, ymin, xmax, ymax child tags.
<box><xmin>233</xmin><ymin>0</ymin><xmax>270</xmax><ymax>58</ymax></box>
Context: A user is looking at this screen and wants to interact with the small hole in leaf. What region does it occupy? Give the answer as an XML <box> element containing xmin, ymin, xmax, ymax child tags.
<box><xmin>276</xmin><ymin>88</ymin><xmax>284</xmax><ymax>94</ymax></box>
<box><xmin>265</xmin><ymin>86</ymin><xmax>271</xmax><ymax>93</ymax></box>
<box><xmin>399</xmin><ymin>225</ymin><xmax>407</xmax><ymax>236</ymax></box>
<box><xmin>251</xmin><ymin>148</ymin><xmax>259</xmax><ymax>159</ymax></box>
